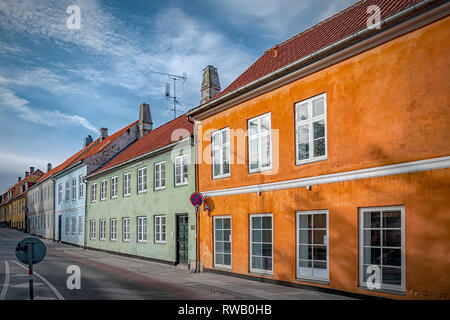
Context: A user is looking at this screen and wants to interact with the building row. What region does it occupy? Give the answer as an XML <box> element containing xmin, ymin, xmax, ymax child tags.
<box><xmin>0</xmin><ymin>0</ymin><xmax>449</xmax><ymax>299</ymax></box>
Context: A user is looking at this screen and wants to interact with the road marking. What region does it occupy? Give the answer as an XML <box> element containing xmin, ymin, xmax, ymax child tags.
<box><xmin>0</xmin><ymin>261</ymin><xmax>10</xmax><ymax>300</ymax></box>
<box><xmin>11</xmin><ymin>261</ymin><xmax>65</xmax><ymax>300</ymax></box>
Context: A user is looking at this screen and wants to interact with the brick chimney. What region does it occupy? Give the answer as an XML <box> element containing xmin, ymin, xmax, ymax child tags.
<box><xmin>200</xmin><ymin>65</ymin><xmax>221</xmax><ymax>104</ymax></box>
<box><xmin>47</xmin><ymin>163</ymin><xmax>52</xmax><ymax>172</ymax></box>
<box><xmin>25</xmin><ymin>171</ymin><xmax>29</xmax><ymax>177</ymax></box>
<box><xmin>100</xmin><ymin>128</ymin><xmax>108</xmax><ymax>140</ymax></box>
<box><xmin>30</xmin><ymin>167</ymin><xmax>34</xmax><ymax>174</ymax></box>
<box><xmin>138</xmin><ymin>103</ymin><xmax>153</xmax><ymax>138</ymax></box>
<box><xmin>84</xmin><ymin>135</ymin><xmax>93</xmax><ymax>148</ymax></box>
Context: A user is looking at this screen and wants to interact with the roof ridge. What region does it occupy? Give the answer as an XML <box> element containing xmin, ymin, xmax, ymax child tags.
<box><xmin>266</xmin><ymin>0</ymin><xmax>370</xmax><ymax>54</ymax></box>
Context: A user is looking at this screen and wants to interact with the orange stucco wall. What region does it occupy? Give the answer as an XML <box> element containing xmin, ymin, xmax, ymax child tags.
<box><xmin>197</xmin><ymin>17</ymin><xmax>450</xmax><ymax>299</ymax></box>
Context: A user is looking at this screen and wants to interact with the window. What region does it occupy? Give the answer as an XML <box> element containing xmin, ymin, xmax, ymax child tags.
<box><xmin>214</xmin><ymin>216</ymin><xmax>232</xmax><ymax>269</ymax></box>
<box><xmin>122</xmin><ymin>218</ymin><xmax>130</xmax><ymax>242</ymax></box>
<box><xmin>154</xmin><ymin>215</ymin><xmax>166</xmax><ymax>243</ymax></box>
<box><xmin>212</xmin><ymin>128</ymin><xmax>230</xmax><ymax>179</ymax></box>
<box><xmin>71</xmin><ymin>216</ymin><xmax>77</xmax><ymax>235</ymax></box>
<box><xmin>99</xmin><ymin>219</ymin><xmax>106</xmax><ymax>240</ymax></box>
<box><xmin>359</xmin><ymin>206</ymin><xmax>405</xmax><ymax>292</ymax></box>
<box><xmin>65</xmin><ymin>181</ymin><xmax>70</xmax><ymax>202</ymax></box>
<box><xmin>297</xmin><ymin>211</ymin><xmax>329</xmax><ymax>281</ymax></box>
<box><xmin>174</xmin><ymin>154</ymin><xmax>189</xmax><ymax>186</ymax></box>
<box><xmin>248</xmin><ymin>113</ymin><xmax>272</xmax><ymax>173</ymax></box>
<box><xmin>71</xmin><ymin>177</ymin><xmax>77</xmax><ymax>201</ymax></box>
<box><xmin>79</xmin><ymin>175</ymin><xmax>84</xmax><ymax>199</ymax></box>
<box><xmin>90</xmin><ymin>220</ymin><xmax>96</xmax><ymax>240</ymax></box>
<box><xmin>100</xmin><ymin>180</ymin><xmax>107</xmax><ymax>200</ymax></box>
<box><xmin>123</xmin><ymin>173</ymin><xmax>131</xmax><ymax>196</ymax></box>
<box><xmin>137</xmin><ymin>217</ymin><xmax>147</xmax><ymax>242</ymax></box>
<box><xmin>295</xmin><ymin>93</ymin><xmax>327</xmax><ymax>164</ymax></box>
<box><xmin>250</xmin><ymin>214</ymin><xmax>272</xmax><ymax>274</ymax></box>
<box><xmin>111</xmin><ymin>176</ymin><xmax>118</xmax><ymax>198</ymax></box>
<box><xmin>110</xmin><ymin>219</ymin><xmax>117</xmax><ymax>241</ymax></box>
<box><xmin>65</xmin><ymin>217</ymin><xmax>69</xmax><ymax>235</ymax></box>
<box><xmin>137</xmin><ymin>167</ymin><xmax>147</xmax><ymax>193</ymax></box>
<box><xmin>78</xmin><ymin>216</ymin><xmax>83</xmax><ymax>235</ymax></box>
<box><xmin>91</xmin><ymin>183</ymin><xmax>97</xmax><ymax>203</ymax></box>
<box><xmin>154</xmin><ymin>162</ymin><xmax>166</xmax><ymax>190</ymax></box>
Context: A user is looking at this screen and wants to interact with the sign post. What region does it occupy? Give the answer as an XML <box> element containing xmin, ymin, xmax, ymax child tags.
<box><xmin>15</xmin><ymin>237</ymin><xmax>46</xmax><ymax>301</ymax></box>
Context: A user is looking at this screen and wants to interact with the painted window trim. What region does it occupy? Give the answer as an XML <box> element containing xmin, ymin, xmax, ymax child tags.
<box><xmin>294</xmin><ymin>92</ymin><xmax>328</xmax><ymax>166</ymax></box>
<box><xmin>91</xmin><ymin>183</ymin><xmax>97</xmax><ymax>203</ymax></box>
<box><xmin>247</xmin><ymin>112</ymin><xmax>273</xmax><ymax>174</ymax></box>
<box><xmin>71</xmin><ymin>177</ymin><xmax>77</xmax><ymax>201</ymax></box>
<box><xmin>137</xmin><ymin>216</ymin><xmax>147</xmax><ymax>243</ymax></box>
<box><xmin>296</xmin><ymin>210</ymin><xmax>329</xmax><ymax>282</ymax></box>
<box><xmin>154</xmin><ymin>215</ymin><xmax>166</xmax><ymax>244</ymax></box>
<box><xmin>137</xmin><ymin>167</ymin><xmax>148</xmax><ymax>193</ymax></box>
<box><xmin>249</xmin><ymin>213</ymin><xmax>273</xmax><ymax>275</ymax></box>
<box><xmin>358</xmin><ymin>206</ymin><xmax>405</xmax><ymax>293</ymax></box>
<box><xmin>122</xmin><ymin>217</ymin><xmax>131</xmax><ymax>242</ymax></box>
<box><xmin>213</xmin><ymin>215</ymin><xmax>232</xmax><ymax>270</ymax></box>
<box><xmin>100</xmin><ymin>180</ymin><xmax>107</xmax><ymax>201</ymax></box>
<box><xmin>174</xmin><ymin>154</ymin><xmax>189</xmax><ymax>187</ymax></box>
<box><xmin>99</xmin><ymin>219</ymin><xmax>106</xmax><ymax>240</ymax></box>
<box><xmin>65</xmin><ymin>180</ymin><xmax>70</xmax><ymax>203</ymax></box>
<box><xmin>110</xmin><ymin>218</ymin><xmax>117</xmax><ymax>241</ymax></box>
<box><xmin>212</xmin><ymin>127</ymin><xmax>231</xmax><ymax>180</ymax></box>
<box><xmin>123</xmin><ymin>172</ymin><xmax>131</xmax><ymax>197</ymax></box>
<box><xmin>110</xmin><ymin>176</ymin><xmax>118</xmax><ymax>199</ymax></box>
<box><xmin>79</xmin><ymin>175</ymin><xmax>84</xmax><ymax>199</ymax></box>
<box><xmin>154</xmin><ymin>161</ymin><xmax>166</xmax><ymax>191</ymax></box>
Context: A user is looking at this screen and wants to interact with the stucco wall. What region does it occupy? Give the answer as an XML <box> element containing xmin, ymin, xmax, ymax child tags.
<box><xmin>28</xmin><ymin>178</ymin><xmax>54</xmax><ymax>239</ymax></box>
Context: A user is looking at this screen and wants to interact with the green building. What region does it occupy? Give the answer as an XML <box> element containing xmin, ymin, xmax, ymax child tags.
<box><xmin>85</xmin><ymin>110</ymin><xmax>196</xmax><ymax>267</ymax></box>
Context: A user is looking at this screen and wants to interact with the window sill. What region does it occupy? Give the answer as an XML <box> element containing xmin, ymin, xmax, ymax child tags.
<box><xmin>295</xmin><ymin>277</ymin><xmax>329</xmax><ymax>285</ymax></box>
<box><xmin>296</xmin><ymin>156</ymin><xmax>328</xmax><ymax>166</ymax></box>
<box><xmin>248</xmin><ymin>166</ymin><xmax>272</xmax><ymax>175</ymax></box>
<box><xmin>137</xmin><ymin>190</ymin><xmax>147</xmax><ymax>194</ymax></box>
<box><xmin>175</xmin><ymin>183</ymin><xmax>188</xmax><ymax>187</ymax></box>
<box><xmin>212</xmin><ymin>174</ymin><xmax>231</xmax><ymax>180</ymax></box>
<box><xmin>154</xmin><ymin>241</ymin><xmax>166</xmax><ymax>245</ymax></box>
<box><xmin>111</xmin><ymin>196</ymin><xmax>118</xmax><ymax>199</ymax></box>
<box><xmin>154</xmin><ymin>187</ymin><xmax>165</xmax><ymax>191</ymax></box>
<box><xmin>214</xmin><ymin>265</ymin><xmax>232</xmax><ymax>271</ymax></box>
<box><xmin>137</xmin><ymin>241</ymin><xmax>147</xmax><ymax>243</ymax></box>
<box><xmin>357</xmin><ymin>286</ymin><xmax>405</xmax><ymax>296</ymax></box>
<box><xmin>122</xmin><ymin>239</ymin><xmax>130</xmax><ymax>243</ymax></box>
<box><xmin>123</xmin><ymin>194</ymin><xmax>131</xmax><ymax>197</ymax></box>
<box><xmin>249</xmin><ymin>270</ymin><xmax>273</xmax><ymax>277</ymax></box>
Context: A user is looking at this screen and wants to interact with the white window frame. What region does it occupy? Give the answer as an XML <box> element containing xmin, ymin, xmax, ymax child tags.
<box><xmin>122</xmin><ymin>218</ymin><xmax>130</xmax><ymax>242</ymax></box>
<box><xmin>79</xmin><ymin>175</ymin><xmax>84</xmax><ymax>199</ymax></box>
<box><xmin>110</xmin><ymin>218</ymin><xmax>117</xmax><ymax>241</ymax></box>
<box><xmin>100</xmin><ymin>180</ymin><xmax>107</xmax><ymax>201</ymax></box>
<box><xmin>154</xmin><ymin>161</ymin><xmax>166</xmax><ymax>191</ymax></box>
<box><xmin>296</xmin><ymin>210</ymin><xmax>329</xmax><ymax>282</ymax></box>
<box><xmin>137</xmin><ymin>167</ymin><xmax>147</xmax><ymax>193</ymax></box>
<box><xmin>212</xmin><ymin>127</ymin><xmax>231</xmax><ymax>179</ymax></box>
<box><xmin>174</xmin><ymin>154</ymin><xmax>189</xmax><ymax>187</ymax></box>
<box><xmin>65</xmin><ymin>180</ymin><xmax>70</xmax><ymax>203</ymax></box>
<box><xmin>249</xmin><ymin>213</ymin><xmax>273</xmax><ymax>275</ymax></box>
<box><xmin>247</xmin><ymin>113</ymin><xmax>272</xmax><ymax>173</ymax></box>
<box><xmin>90</xmin><ymin>220</ymin><xmax>96</xmax><ymax>240</ymax></box>
<box><xmin>65</xmin><ymin>217</ymin><xmax>69</xmax><ymax>235</ymax></box>
<box><xmin>110</xmin><ymin>176</ymin><xmax>118</xmax><ymax>199</ymax></box>
<box><xmin>295</xmin><ymin>93</ymin><xmax>327</xmax><ymax>165</ymax></box>
<box><xmin>359</xmin><ymin>206</ymin><xmax>405</xmax><ymax>292</ymax></box>
<box><xmin>154</xmin><ymin>215</ymin><xmax>166</xmax><ymax>244</ymax></box>
<box><xmin>99</xmin><ymin>219</ymin><xmax>106</xmax><ymax>240</ymax></box>
<box><xmin>91</xmin><ymin>183</ymin><xmax>97</xmax><ymax>203</ymax></box>
<box><xmin>137</xmin><ymin>216</ymin><xmax>147</xmax><ymax>243</ymax></box>
<box><xmin>71</xmin><ymin>216</ymin><xmax>76</xmax><ymax>235</ymax></box>
<box><xmin>58</xmin><ymin>183</ymin><xmax>62</xmax><ymax>204</ymax></box>
<box><xmin>213</xmin><ymin>215</ymin><xmax>232</xmax><ymax>269</ymax></box>
<box><xmin>71</xmin><ymin>177</ymin><xmax>77</xmax><ymax>201</ymax></box>
<box><xmin>78</xmin><ymin>216</ymin><xmax>83</xmax><ymax>235</ymax></box>
<box><xmin>123</xmin><ymin>172</ymin><xmax>131</xmax><ymax>196</ymax></box>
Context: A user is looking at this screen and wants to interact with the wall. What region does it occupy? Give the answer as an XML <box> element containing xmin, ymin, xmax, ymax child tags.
<box><xmin>28</xmin><ymin>178</ymin><xmax>54</xmax><ymax>239</ymax></box>
<box><xmin>86</xmin><ymin>146</ymin><xmax>196</xmax><ymax>264</ymax></box>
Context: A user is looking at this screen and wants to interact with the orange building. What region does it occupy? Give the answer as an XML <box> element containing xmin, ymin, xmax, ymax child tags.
<box><xmin>188</xmin><ymin>0</ymin><xmax>450</xmax><ymax>299</ymax></box>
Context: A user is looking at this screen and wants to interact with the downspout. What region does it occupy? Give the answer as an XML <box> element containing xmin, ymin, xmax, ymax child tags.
<box><xmin>83</xmin><ymin>177</ymin><xmax>88</xmax><ymax>250</ymax></box>
<box><xmin>188</xmin><ymin>115</ymin><xmax>200</xmax><ymax>272</ymax></box>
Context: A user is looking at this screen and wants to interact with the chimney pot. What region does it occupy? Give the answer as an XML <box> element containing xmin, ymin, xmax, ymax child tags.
<box><xmin>30</xmin><ymin>167</ymin><xmax>34</xmax><ymax>174</ymax></box>
<box><xmin>18</xmin><ymin>177</ymin><xmax>21</xmax><ymax>182</ymax></box>
<box><xmin>84</xmin><ymin>135</ymin><xmax>93</xmax><ymax>148</ymax></box>
<box><xmin>138</xmin><ymin>103</ymin><xmax>153</xmax><ymax>138</ymax></box>
<box><xmin>47</xmin><ymin>163</ymin><xmax>52</xmax><ymax>172</ymax></box>
<box><xmin>100</xmin><ymin>128</ymin><xmax>108</xmax><ymax>140</ymax></box>
<box><xmin>201</xmin><ymin>65</ymin><xmax>221</xmax><ymax>104</ymax></box>
<box><xmin>25</xmin><ymin>171</ymin><xmax>29</xmax><ymax>177</ymax></box>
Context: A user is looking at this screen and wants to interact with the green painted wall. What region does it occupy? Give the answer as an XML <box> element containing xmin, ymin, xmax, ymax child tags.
<box><xmin>86</xmin><ymin>146</ymin><xmax>196</xmax><ymax>265</ymax></box>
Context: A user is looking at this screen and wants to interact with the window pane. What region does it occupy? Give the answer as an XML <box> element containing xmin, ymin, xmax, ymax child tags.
<box><xmin>215</xmin><ymin>230</ymin><xmax>223</xmax><ymax>241</ymax></box>
<box><xmin>223</xmin><ymin>230</ymin><xmax>231</xmax><ymax>242</ymax></box>
<box><xmin>252</xmin><ymin>256</ymin><xmax>262</xmax><ymax>270</ymax></box>
<box><xmin>299</xmin><ymin>215</ymin><xmax>312</xmax><ymax>229</ymax></box>
<box><xmin>313</xmin><ymin>120</ymin><xmax>325</xmax><ymax>139</ymax></box>
<box><xmin>383</xmin><ymin>249</ymin><xmax>401</xmax><ymax>267</ymax></box>
<box><xmin>297</xmin><ymin>103</ymin><xmax>308</xmax><ymax>121</ymax></box>
<box><xmin>312</xmin><ymin>97</ymin><xmax>324</xmax><ymax>117</ymax></box>
<box><xmin>249</xmin><ymin>121</ymin><xmax>258</xmax><ymax>136</ymax></box>
<box><xmin>222</xmin><ymin>130</ymin><xmax>228</xmax><ymax>145</ymax></box>
<box><xmin>252</xmin><ymin>217</ymin><xmax>261</xmax><ymax>229</ymax></box>
<box><xmin>223</xmin><ymin>218</ymin><xmax>230</xmax><ymax>229</ymax></box>
<box><xmin>299</xmin><ymin>260</ymin><xmax>312</xmax><ymax>268</ymax></box>
<box><xmin>252</xmin><ymin>243</ymin><xmax>261</xmax><ymax>256</ymax></box>
<box><xmin>313</xmin><ymin>246</ymin><xmax>327</xmax><ymax>261</ymax></box>
<box><xmin>383</xmin><ymin>230</ymin><xmax>401</xmax><ymax>247</ymax></box>
<box><xmin>299</xmin><ymin>230</ymin><xmax>311</xmax><ymax>244</ymax></box>
<box><xmin>382</xmin><ymin>267</ymin><xmax>402</xmax><ymax>286</ymax></box>
<box><xmin>216</xmin><ymin>241</ymin><xmax>224</xmax><ymax>253</ymax></box>
<box><xmin>262</xmin><ymin>257</ymin><xmax>272</xmax><ymax>270</ymax></box>
<box><xmin>313</xmin><ymin>261</ymin><xmax>327</xmax><ymax>270</ymax></box>
<box><xmin>262</xmin><ymin>230</ymin><xmax>271</xmax><ymax>242</ymax></box>
<box><xmin>313</xmin><ymin>138</ymin><xmax>325</xmax><ymax>157</ymax></box>
<box><xmin>212</xmin><ymin>133</ymin><xmax>219</xmax><ymax>148</ymax></box>
<box><xmin>215</xmin><ymin>253</ymin><xmax>224</xmax><ymax>265</ymax></box>
<box><xmin>223</xmin><ymin>254</ymin><xmax>231</xmax><ymax>266</ymax></box>
<box><xmin>215</xmin><ymin>218</ymin><xmax>222</xmax><ymax>229</ymax></box>
<box><xmin>223</xmin><ymin>242</ymin><xmax>231</xmax><ymax>253</ymax></box>
<box><xmin>363</xmin><ymin>230</ymin><xmax>381</xmax><ymax>246</ymax></box>
<box><xmin>299</xmin><ymin>245</ymin><xmax>312</xmax><ymax>260</ymax></box>
<box><xmin>262</xmin><ymin>216</ymin><xmax>272</xmax><ymax>229</ymax></box>
<box><xmin>249</xmin><ymin>138</ymin><xmax>259</xmax><ymax>169</ymax></box>
<box><xmin>313</xmin><ymin>230</ymin><xmax>326</xmax><ymax>244</ymax></box>
<box><xmin>262</xmin><ymin>244</ymin><xmax>272</xmax><ymax>257</ymax></box>
<box><xmin>363</xmin><ymin>247</ymin><xmax>381</xmax><ymax>265</ymax></box>
<box><xmin>298</xmin><ymin>124</ymin><xmax>309</xmax><ymax>143</ymax></box>
<box><xmin>252</xmin><ymin>230</ymin><xmax>262</xmax><ymax>242</ymax></box>
<box><xmin>364</xmin><ymin>211</ymin><xmax>381</xmax><ymax>228</ymax></box>
<box><xmin>261</xmin><ymin>116</ymin><xmax>270</xmax><ymax>133</ymax></box>
<box><xmin>313</xmin><ymin>214</ymin><xmax>326</xmax><ymax>228</ymax></box>
<box><xmin>261</xmin><ymin>135</ymin><xmax>271</xmax><ymax>168</ymax></box>
<box><xmin>298</xmin><ymin>143</ymin><xmax>309</xmax><ymax>160</ymax></box>
<box><xmin>383</xmin><ymin>211</ymin><xmax>401</xmax><ymax>228</ymax></box>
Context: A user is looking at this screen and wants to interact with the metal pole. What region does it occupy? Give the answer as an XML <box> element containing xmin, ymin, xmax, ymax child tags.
<box><xmin>173</xmin><ymin>77</ymin><xmax>177</xmax><ymax>119</ymax></box>
<box><xmin>28</xmin><ymin>240</ymin><xmax>34</xmax><ymax>300</ymax></box>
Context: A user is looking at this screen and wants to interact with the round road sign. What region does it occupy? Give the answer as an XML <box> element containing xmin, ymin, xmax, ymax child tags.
<box><xmin>190</xmin><ymin>192</ymin><xmax>203</xmax><ymax>207</ymax></box>
<box><xmin>15</xmin><ymin>237</ymin><xmax>47</xmax><ymax>265</ymax></box>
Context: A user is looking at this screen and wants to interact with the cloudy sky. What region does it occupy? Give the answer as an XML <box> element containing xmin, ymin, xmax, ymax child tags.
<box><xmin>0</xmin><ymin>0</ymin><xmax>357</xmax><ymax>191</ymax></box>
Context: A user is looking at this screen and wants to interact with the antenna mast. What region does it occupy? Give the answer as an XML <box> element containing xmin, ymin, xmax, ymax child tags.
<box><xmin>152</xmin><ymin>71</ymin><xmax>187</xmax><ymax>119</ymax></box>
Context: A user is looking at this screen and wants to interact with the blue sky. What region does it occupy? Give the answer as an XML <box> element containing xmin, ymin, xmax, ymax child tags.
<box><xmin>0</xmin><ymin>0</ymin><xmax>357</xmax><ymax>191</ymax></box>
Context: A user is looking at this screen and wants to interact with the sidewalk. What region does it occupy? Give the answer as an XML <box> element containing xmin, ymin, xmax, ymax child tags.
<box><xmin>45</xmin><ymin>239</ymin><xmax>354</xmax><ymax>300</ymax></box>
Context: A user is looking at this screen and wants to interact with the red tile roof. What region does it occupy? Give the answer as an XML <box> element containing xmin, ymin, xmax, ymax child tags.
<box><xmin>0</xmin><ymin>170</ymin><xmax>44</xmax><ymax>205</ymax></box>
<box><xmin>88</xmin><ymin>115</ymin><xmax>193</xmax><ymax>177</ymax></box>
<box><xmin>199</xmin><ymin>0</ymin><xmax>429</xmax><ymax>107</ymax></box>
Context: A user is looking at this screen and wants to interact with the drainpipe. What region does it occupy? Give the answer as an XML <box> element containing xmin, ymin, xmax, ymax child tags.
<box><xmin>83</xmin><ymin>177</ymin><xmax>88</xmax><ymax>250</ymax></box>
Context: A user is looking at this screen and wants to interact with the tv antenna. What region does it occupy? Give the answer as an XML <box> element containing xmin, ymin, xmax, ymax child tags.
<box><xmin>150</xmin><ymin>71</ymin><xmax>187</xmax><ymax>119</ymax></box>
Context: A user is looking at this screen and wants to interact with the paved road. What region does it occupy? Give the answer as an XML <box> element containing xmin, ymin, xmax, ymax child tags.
<box><xmin>0</xmin><ymin>227</ymin><xmax>352</xmax><ymax>300</ymax></box>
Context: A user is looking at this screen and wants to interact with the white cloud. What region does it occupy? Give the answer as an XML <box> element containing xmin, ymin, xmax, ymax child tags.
<box><xmin>0</xmin><ymin>87</ymin><xmax>97</xmax><ymax>132</ymax></box>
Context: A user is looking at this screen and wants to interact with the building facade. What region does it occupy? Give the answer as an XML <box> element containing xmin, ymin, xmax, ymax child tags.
<box><xmin>188</xmin><ymin>0</ymin><xmax>450</xmax><ymax>299</ymax></box>
<box><xmin>86</xmin><ymin>115</ymin><xmax>197</xmax><ymax>266</ymax></box>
